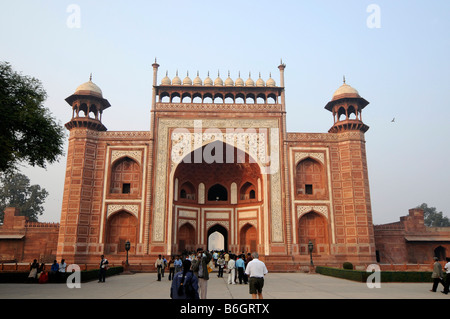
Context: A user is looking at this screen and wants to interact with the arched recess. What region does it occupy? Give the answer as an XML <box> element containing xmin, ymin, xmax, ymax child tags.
<box><xmin>434</xmin><ymin>246</ymin><xmax>446</xmax><ymax>261</ymax></box>
<box><xmin>178</xmin><ymin>222</ymin><xmax>196</xmax><ymax>253</ymax></box>
<box><xmin>110</xmin><ymin>156</ymin><xmax>141</xmax><ymax>196</ymax></box>
<box><xmin>179</xmin><ymin>181</ymin><xmax>196</xmax><ymax>200</ymax></box>
<box><xmin>170</xmin><ymin>140</ymin><xmax>264</xmax><ymax>255</ymax></box>
<box><xmin>295</xmin><ymin>157</ymin><xmax>326</xmax><ymax>199</ymax></box>
<box><xmin>240</xmin><ymin>223</ymin><xmax>257</xmax><ymax>253</ymax></box>
<box><xmin>208</xmin><ymin>224</ymin><xmax>228</xmax><ymax>252</ymax></box>
<box><xmin>298</xmin><ymin>211</ymin><xmax>329</xmax><ymax>255</ymax></box>
<box><xmin>207</xmin><ymin>184</ymin><xmax>228</xmax><ymax>201</ymax></box>
<box><xmin>337</xmin><ymin>106</ymin><xmax>346</xmax><ymax>121</ymax></box>
<box><xmin>105</xmin><ymin>211</ymin><xmax>138</xmax><ymax>254</ymax></box>
<box><xmin>240</xmin><ymin>181</ymin><xmax>256</xmax><ymax>201</ymax></box>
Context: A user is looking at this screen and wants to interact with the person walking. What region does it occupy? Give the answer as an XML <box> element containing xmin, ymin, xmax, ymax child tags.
<box><xmin>442</xmin><ymin>257</ymin><xmax>450</xmax><ymax>294</ymax></box>
<box><xmin>174</xmin><ymin>255</ymin><xmax>182</xmax><ymax>274</ymax></box>
<box><xmin>430</xmin><ymin>257</ymin><xmax>445</xmax><ymax>292</ymax></box>
<box><xmin>168</xmin><ymin>256</ymin><xmax>175</xmax><ymax>281</ymax></box>
<box><xmin>170</xmin><ymin>259</ymin><xmax>199</xmax><ymax>299</ymax></box>
<box><xmin>161</xmin><ymin>256</ymin><xmax>167</xmax><ymax>278</ymax></box>
<box><xmin>98</xmin><ymin>255</ymin><xmax>109</xmax><ymax>283</ymax></box>
<box><xmin>155</xmin><ymin>254</ymin><xmax>164</xmax><ymax>281</ymax></box>
<box><xmin>227</xmin><ymin>254</ymin><xmax>236</xmax><ymax>285</ymax></box>
<box><xmin>236</xmin><ymin>254</ymin><xmax>247</xmax><ymax>284</ymax></box>
<box><xmin>245</xmin><ymin>252</ymin><xmax>268</xmax><ymax>299</ymax></box>
<box><xmin>191</xmin><ymin>247</ymin><xmax>212</xmax><ymax>299</ymax></box>
<box><xmin>217</xmin><ymin>254</ymin><xmax>225</xmax><ymax>278</ymax></box>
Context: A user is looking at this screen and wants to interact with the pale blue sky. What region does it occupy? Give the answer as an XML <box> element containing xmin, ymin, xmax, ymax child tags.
<box><xmin>1</xmin><ymin>0</ymin><xmax>449</xmax><ymax>224</ymax></box>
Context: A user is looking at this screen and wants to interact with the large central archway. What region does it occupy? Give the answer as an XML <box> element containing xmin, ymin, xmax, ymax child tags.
<box><xmin>207</xmin><ymin>224</ymin><xmax>228</xmax><ymax>251</ymax></box>
<box><xmin>171</xmin><ymin>140</ymin><xmax>264</xmax><ymax>254</ymax></box>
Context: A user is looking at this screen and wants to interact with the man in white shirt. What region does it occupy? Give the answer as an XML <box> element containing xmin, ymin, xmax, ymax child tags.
<box><xmin>227</xmin><ymin>255</ymin><xmax>236</xmax><ymax>285</ymax></box>
<box><xmin>244</xmin><ymin>252</ymin><xmax>268</xmax><ymax>299</ymax></box>
<box><xmin>443</xmin><ymin>257</ymin><xmax>450</xmax><ymax>294</ymax></box>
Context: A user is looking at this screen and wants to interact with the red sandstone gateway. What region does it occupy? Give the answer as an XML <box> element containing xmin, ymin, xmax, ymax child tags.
<box><xmin>1</xmin><ymin>61</ymin><xmax>447</xmax><ymax>271</ymax></box>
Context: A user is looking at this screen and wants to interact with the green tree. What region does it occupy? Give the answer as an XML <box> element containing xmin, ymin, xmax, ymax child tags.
<box><xmin>0</xmin><ymin>172</ymin><xmax>48</xmax><ymax>223</ymax></box>
<box><xmin>416</xmin><ymin>203</ymin><xmax>450</xmax><ymax>227</ymax></box>
<box><xmin>0</xmin><ymin>61</ymin><xmax>65</xmax><ymax>172</ymax></box>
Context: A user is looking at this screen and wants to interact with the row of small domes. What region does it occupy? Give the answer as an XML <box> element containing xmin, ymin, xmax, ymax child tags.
<box><xmin>161</xmin><ymin>71</ymin><xmax>276</xmax><ymax>87</ymax></box>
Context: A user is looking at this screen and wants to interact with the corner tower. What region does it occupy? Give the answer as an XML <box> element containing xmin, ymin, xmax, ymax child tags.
<box><xmin>325</xmin><ymin>78</ymin><xmax>369</xmax><ymax>133</ymax></box>
<box><xmin>324</xmin><ymin>78</ymin><xmax>376</xmax><ymax>265</ymax></box>
<box><xmin>64</xmin><ymin>75</ymin><xmax>111</xmax><ymax>131</ymax></box>
<box><xmin>57</xmin><ymin>76</ymin><xmax>111</xmax><ymax>264</ymax></box>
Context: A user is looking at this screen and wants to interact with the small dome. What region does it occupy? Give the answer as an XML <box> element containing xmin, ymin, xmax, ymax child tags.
<box><xmin>245</xmin><ymin>73</ymin><xmax>255</xmax><ymax>86</ymax></box>
<box><xmin>256</xmin><ymin>73</ymin><xmax>265</xmax><ymax>87</ymax></box>
<box><xmin>193</xmin><ymin>72</ymin><xmax>202</xmax><ymax>86</ymax></box>
<box><xmin>266</xmin><ymin>73</ymin><xmax>276</xmax><ymax>87</ymax></box>
<box><xmin>204</xmin><ymin>72</ymin><xmax>213</xmax><ymax>86</ymax></box>
<box><xmin>214</xmin><ymin>72</ymin><xmax>223</xmax><ymax>86</ymax></box>
<box><xmin>172</xmin><ymin>71</ymin><xmax>182</xmax><ymax>85</ymax></box>
<box><xmin>235</xmin><ymin>72</ymin><xmax>244</xmax><ymax>86</ymax></box>
<box><xmin>75</xmin><ymin>76</ymin><xmax>103</xmax><ymax>97</ymax></box>
<box><xmin>225</xmin><ymin>71</ymin><xmax>234</xmax><ymax>86</ymax></box>
<box><xmin>161</xmin><ymin>71</ymin><xmax>171</xmax><ymax>85</ymax></box>
<box><xmin>183</xmin><ymin>72</ymin><xmax>192</xmax><ymax>85</ymax></box>
<box><xmin>332</xmin><ymin>80</ymin><xmax>360</xmax><ymax>100</ymax></box>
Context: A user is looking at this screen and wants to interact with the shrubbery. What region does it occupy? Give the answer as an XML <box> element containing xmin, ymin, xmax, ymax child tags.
<box><xmin>0</xmin><ymin>266</ymin><xmax>123</xmax><ymax>283</ymax></box>
<box><xmin>315</xmin><ymin>266</ymin><xmax>433</xmax><ymax>283</ymax></box>
<box><xmin>342</xmin><ymin>262</ymin><xmax>353</xmax><ymax>270</ymax></box>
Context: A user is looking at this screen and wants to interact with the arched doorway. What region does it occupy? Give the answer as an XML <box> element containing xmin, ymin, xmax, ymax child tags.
<box><xmin>434</xmin><ymin>246</ymin><xmax>446</xmax><ymax>261</ymax></box>
<box><xmin>172</xmin><ymin>141</ymin><xmax>263</xmax><ymax>254</ymax></box>
<box><xmin>298</xmin><ymin>211</ymin><xmax>329</xmax><ymax>255</ymax></box>
<box><xmin>178</xmin><ymin>223</ymin><xmax>195</xmax><ymax>253</ymax></box>
<box><xmin>207</xmin><ymin>224</ymin><xmax>228</xmax><ymax>252</ymax></box>
<box><xmin>240</xmin><ymin>223</ymin><xmax>257</xmax><ymax>253</ymax></box>
<box><xmin>208</xmin><ymin>231</ymin><xmax>225</xmax><ymax>251</ymax></box>
<box><xmin>105</xmin><ymin>210</ymin><xmax>138</xmax><ymax>254</ymax></box>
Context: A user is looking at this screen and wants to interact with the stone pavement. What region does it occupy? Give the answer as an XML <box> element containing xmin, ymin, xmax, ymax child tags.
<box><xmin>0</xmin><ymin>271</ymin><xmax>448</xmax><ymax>300</ymax></box>
<box><xmin>1</xmin><ymin>271</ymin><xmax>447</xmax><ymax>318</ymax></box>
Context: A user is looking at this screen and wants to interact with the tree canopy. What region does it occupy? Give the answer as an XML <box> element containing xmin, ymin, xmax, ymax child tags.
<box><xmin>416</xmin><ymin>203</ymin><xmax>450</xmax><ymax>227</ymax></box>
<box><xmin>0</xmin><ymin>172</ymin><xmax>48</xmax><ymax>223</ymax></box>
<box><xmin>0</xmin><ymin>61</ymin><xmax>65</xmax><ymax>172</ymax></box>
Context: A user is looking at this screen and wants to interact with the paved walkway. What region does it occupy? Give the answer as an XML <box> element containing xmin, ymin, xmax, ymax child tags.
<box><xmin>0</xmin><ymin>271</ymin><xmax>448</xmax><ymax>300</ymax></box>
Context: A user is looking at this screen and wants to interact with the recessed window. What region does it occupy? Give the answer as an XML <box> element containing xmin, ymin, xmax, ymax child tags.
<box><xmin>249</xmin><ymin>190</ymin><xmax>256</xmax><ymax>199</ymax></box>
<box><xmin>305</xmin><ymin>184</ymin><xmax>313</xmax><ymax>195</ymax></box>
<box><xmin>208</xmin><ymin>184</ymin><xmax>228</xmax><ymax>201</ymax></box>
<box><xmin>122</xmin><ymin>183</ymin><xmax>131</xmax><ymax>194</ymax></box>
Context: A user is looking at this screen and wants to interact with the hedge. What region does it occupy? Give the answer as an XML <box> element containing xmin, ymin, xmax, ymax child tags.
<box><xmin>0</xmin><ymin>266</ymin><xmax>123</xmax><ymax>283</ymax></box>
<box><xmin>315</xmin><ymin>266</ymin><xmax>434</xmax><ymax>283</ymax></box>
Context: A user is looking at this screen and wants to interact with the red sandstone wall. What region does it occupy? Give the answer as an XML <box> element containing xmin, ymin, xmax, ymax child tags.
<box><xmin>0</xmin><ymin>208</ymin><xmax>59</xmax><ymax>263</ymax></box>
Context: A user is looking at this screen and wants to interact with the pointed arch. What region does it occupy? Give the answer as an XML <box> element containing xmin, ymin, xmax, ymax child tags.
<box><xmin>105</xmin><ymin>210</ymin><xmax>138</xmax><ymax>254</ymax></box>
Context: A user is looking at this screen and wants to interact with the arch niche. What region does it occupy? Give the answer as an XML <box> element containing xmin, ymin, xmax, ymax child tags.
<box><xmin>105</xmin><ymin>210</ymin><xmax>138</xmax><ymax>254</ymax></box>
<box><xmin>207</xmin><ymin>224</ymin><xmax>228</xmax><ymax>252</ymax></box>
<box><xmin>172</xmin><ymin>140</ymin><xmax>263</xmax><ymax>254</ymax></box>
<box><xmin>240</xmin><ymin>223</ymin><xmax>257</xmax><ymax>253</ymax></box>
<box><xmin>298</xmin><ymin>211</ymin><xmax>329</xmax><ymax>255</ymax></box>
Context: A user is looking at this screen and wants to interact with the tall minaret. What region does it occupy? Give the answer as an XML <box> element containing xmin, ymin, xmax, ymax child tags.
<box><xmin>57</xmin><ymin>76</ymin><xmax>111</xmax><ymax>264</ymax></box>
<box><xmin>324</xmin><ymin>78</ymin><xmax>376</xmax><ymax>264</ymax></box>
<box><xmin>150</xmin><ymin>59</ymin><xmax>160</xmax><ymax>141</ymax></box>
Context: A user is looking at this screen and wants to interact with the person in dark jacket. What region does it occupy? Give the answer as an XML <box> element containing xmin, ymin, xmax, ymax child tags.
<box><xmin>171</xmin><ymin>259</ymin><xmax>199</xmax><ymax>299</ymax></box>
<box><xmin>191</xmin><ymin>247</ymin><xmax>212</xmax><ymax>299</ymax></box>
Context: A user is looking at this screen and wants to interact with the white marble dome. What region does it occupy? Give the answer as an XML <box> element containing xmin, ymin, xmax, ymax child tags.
<box><xmin>75</xmin><ymin>78</ymin><xmax>103</xmax><ymax>97</ymax></box>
